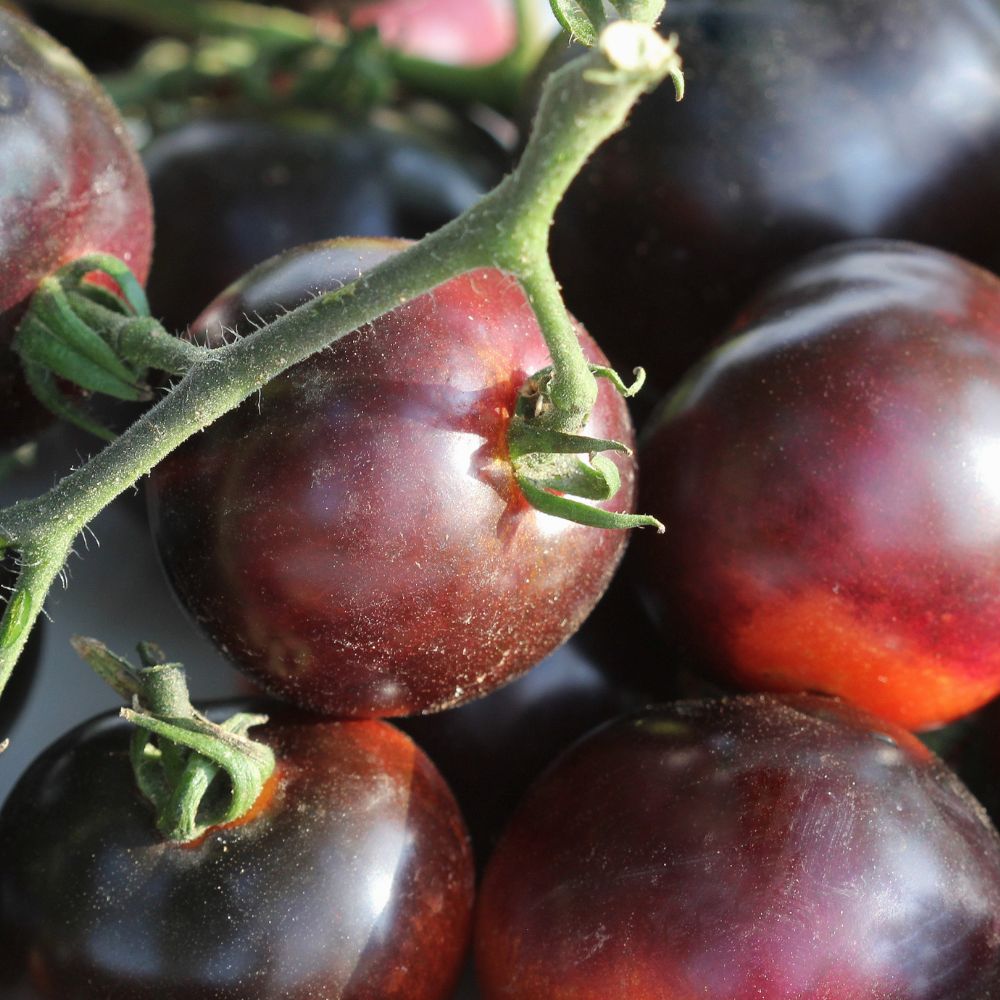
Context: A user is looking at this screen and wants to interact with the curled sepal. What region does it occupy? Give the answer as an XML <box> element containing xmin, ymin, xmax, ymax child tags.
<box><xmin>550</xmin><ymin>0</ymin><xmax>606</xmax><ymax>46</ymax></box>
<box><xmin>517</xmin><ymin>472</ymin><xmax>665</xmax><ymax>531</ymax></box>
<box><xmin>21</xmin><ymin>363</ymin><xmax>115</xmax><ymax>441</ymax></box>
<box><xmin>508</xmin><ymin>365</ymin><xmax>664</xmax><ymax>531</ymax></box>
<box><xmin>58</xmin><ymin>253</ymin><xmax>150</xmax><ymax>318</ymax></box>
<box><xmin>15</xmin><ymin>280</ymin><xmax>149</xmax><ymax>401</ymax></box>
<box><xmin>591</xmin><ymin>365</ymin><xmax>646</xmax><ymax>398</ymax></box>
<box><xmin>12</xmin><ymin>254</ymin><xmax>155</xmax><ymax>438</ymax></box>
<box><xmin>124</xmin><ymin>706</ymin><xmax>275</xmax><ymax>842</ymax></box>
<box><xmin>73</xmin><ymin>637</ymin><xmax>276</xmax><ymax>844</ymax></box>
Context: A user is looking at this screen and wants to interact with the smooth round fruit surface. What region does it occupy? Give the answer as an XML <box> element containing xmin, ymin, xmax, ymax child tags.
<box><xmin>476</xmin><ymin>694</ymin><xmax>1000</xmax><ymax>1000</ymax></box>
<box><xmin>547</xmin><ymin>0</ymin><xmax>1000</xmax><ymax>401</ymax></box>
<box><xmin>637</xmin><ymin>240</ymin><xmax>1000</xmax><ymax>731</ymax></box>
<box><xmin>148</xmin><ymin>239</ymin><xmax>635</xmax><ymax>717</ymax></box>
<box><xmin>143</xmin><ymin>109</ymin><xmax>506</xmax><ymax>332</ymax></box>
<box><xmin>0</xmin><ymin>10</ymin><xmax>152</xmax><ymax>447</ymax></box>
<box><xmin>0</xmin><ymin>704</ymin><xmax>474</xmax><ymax>999</ymax></box>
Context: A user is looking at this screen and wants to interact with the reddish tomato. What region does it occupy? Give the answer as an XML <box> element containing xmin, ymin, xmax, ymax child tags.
<box><xmin>0</xmin><ymin>9</ymin><xmax>152</xmax><ymax>448</ymax></box>
<box><xmin>0</xmin><ymin>704</ymin><xmax>474</xmax><ymax>999</ymax></box>
<box><xmin>476</xmin><ymin>695</ymin><xmax>1000</xmax><ymax>999</ymax></box>
<box><xmin>636</xmin><ymin>240</ymin><xmax>1000</xmax><ymax>731</ymax></box>
<box><xmin>293</xmin><ymin>0</ymin><xmax>519</xmax><ymax>65</ymax></box>
<box><xmin>147</xmin><ymin>238</ymin><xmax>636</xmax><ymax>717</ymax></box>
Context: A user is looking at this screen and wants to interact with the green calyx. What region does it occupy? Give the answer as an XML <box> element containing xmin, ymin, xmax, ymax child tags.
<box><xmin>13</xmin><ymin>254</ymin><xmax>206</xmax><ymax>439</ymax></box>
<box><xmin>13</xmin><ymin>255</ymin><xmax>154</xmax><ymax>440</ymax></box>
<box><xmin>72</xmin><ymin>637</ymin><xmax>276</xmax><ymax>844</ymax></box>
<box><xmin>508</xmin><ymin>365</ymin><xmax>665</xmax><ymax>532</ymax></box>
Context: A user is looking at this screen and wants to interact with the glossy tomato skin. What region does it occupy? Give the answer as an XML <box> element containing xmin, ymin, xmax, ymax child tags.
<box><xmin>0</xmin><ymin>10</ymin><xmax>152</xmax><ymax>448</ymax></box>
<box><xmin>637</xmin><ymin>241</ymin><xmax>1000</xmax><ymax>731</ymax></box>
<box><xmin>547</xmin><ymin>0</ymin><xmax>1000</xmax><ymax>402</ymax></box>
<box><xmin>476</xmin><ymin>694</ymin><xmax>1000</xmax><ymax>1000</ymax></box>
<box><xmin>143</xmin><ymin>109</ymin><xmax>506</xmax><ymax>332</ymax></box>
<box><xmin>0</xmin><ymin>703</ymin><xmax>474</xmax><ymax>999</ymax></box>
<box><xmin>148</xmin><ymin>239</ymin><xmax>636</xmax><ymax>717</ymax></box>
<box><xmin>320</xmin><ymin>0</ymin><xmax>518</xmax><ymax>65</ymax></box>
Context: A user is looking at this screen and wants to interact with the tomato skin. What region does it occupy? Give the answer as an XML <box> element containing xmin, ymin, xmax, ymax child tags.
<box><xmin>0</xmin><ymin>703</ymin><xmax>474</xmax><ymax>999</ymax></box>
<box><xmin>476</xmin><ymin>694</ymin><xmax>1000</xmax><ymax>1000</ymax></box>
<box><xmin>636</xmin><ymin>240</ymin><xmax>1000</xmax><ymax>731</ymax></box>
<box><xmin>0</xmin><ymin>10</ymin><xmax>152</xmax><ymax>447</ymax></box>
<box><xmin>546</xmin><ymin>0</ymin><xmax>1000</xmax><ymax>402</ymax></box>
<box><xmin>143</xmin><ymin>110</ymin><xmax>506</xmax><ymax>333</ymax></box>
<box><xmin>147</xmin><ymin>238</ymin><xmax>634</xmax><ymax>718</ymax></box>
<box><xmin>337</xmin><ymin>0</ymin><xmax>518</xmax><ymax>65</ymax></box>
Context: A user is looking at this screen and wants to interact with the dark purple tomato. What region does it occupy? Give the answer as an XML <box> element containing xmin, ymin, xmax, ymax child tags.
<box><xmin>147</xmin><ymin>238</ymin><xmax>636</xmax><ymax>717</ymax></box>
<box><xmin>0</xmin><ymin>9</ymin><xmax>153</xmax><ymax>449</ymax></box>
<box><xmin>143</xmin><ymin>107</ymin><xmax>506</xmax><ymax>332</ymax></box>
<box><xmin>476</xmin><ymin>694</ymin><xmax>1000</xmax><ymax>1000</ymax></box>
<box><xmin>546</xmin><ymin>0</ymin><xmax>1000</xmax><ymax>403</ymax></box>
<box><xmin>0</xmin><ymin>703</ymin><xmax>474</xmax><ymax>999</ymax></box>
<box><xmin>635</xmin><ymin>241</ymin><xmax>1000</xmax><ymax>731</ymax></box>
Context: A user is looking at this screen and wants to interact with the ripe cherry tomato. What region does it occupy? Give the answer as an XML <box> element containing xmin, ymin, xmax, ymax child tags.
<box><xmin>545</xmin><ymin>0</ymin><xmax>1000</xmax><ymax>402</ymax></box>
<box><xmin>476</xmin><ymin>694</ymin><xmax>1000</xmax><ymax>999</ymax></box>
<box><xmin>0</xmin><ymin>703</ymin><xmax>474</xmax><ymax>999</ymax></box>
<box><xmin>0</xmin><ymin>9</ymin><xmax>152</xmax><ymax>448</ymax></box>
<box><xmin>331</xmin><ymin>0</ymin><xmax>518</xmax><ymax>65</ymax></box>
<box><xmin>143</xmin><ymin>108</ymin><xmax>507</xmax><ymax>332</ymax></box>
<box><xmin>147</xmin><ymin>239</ymin><xmax>636</xmax><ymax>718</ymax></box>
<box><xmin>636</xmin><ymin>240</ymin><xmax>1000</xmax><ymax>731</ymax></box>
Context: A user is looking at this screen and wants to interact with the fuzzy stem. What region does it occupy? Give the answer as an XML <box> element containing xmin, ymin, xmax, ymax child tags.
<box><xmin>0</xmin><ymin>21</ymin><xmax>681</xmax><ymax>717</ymax></box>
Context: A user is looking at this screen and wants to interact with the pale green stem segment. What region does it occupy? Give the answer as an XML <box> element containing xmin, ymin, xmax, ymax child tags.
<box><xmin>0</xmin><ymin>21</ymin><xmax>682</xmax><ymax>722</ymax></box>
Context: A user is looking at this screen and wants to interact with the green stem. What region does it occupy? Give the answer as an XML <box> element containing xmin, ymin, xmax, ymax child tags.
<box><xmin>518</xmin><ymin>260</ymin><xmax>597</xmax><ymax>425</ymax></box>
<box><xmin>0</xmin><ymin>21</ymin><xmax>682</xmax><ymax>719</ymax></box>
<box><xmin>72</xmin><ymin>637</ymin><xmax>275</xmax><ymax>842</ymax></box>
<box><xmin>68</xmin><ymin>294</ymin><xmax>211</xmax><ymax>375</ymax></box>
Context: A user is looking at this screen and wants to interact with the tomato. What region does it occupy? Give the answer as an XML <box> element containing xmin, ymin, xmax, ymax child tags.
<box><xmin>324</xmin><ymin>0</ymin><xmax>518</xmax><ymax>66</ymax></box>
<box><xmin>0</xmin><ymin>702</ymin><xmax>474</xmax><ymax>999</ymax></box>
<box><xmin>476</xmin><ymin>694</ymin><xmax>1000</xmax><ymax>999</ymax></box>
<box><xmin>147</xmin><ymin>238</ymin><xmax>635</xmax><ymax>718</ymax></box>
<box><xmin>635</xmin><ymin>240</ymin><xmax>1000</xmax><ymax>731</ymax></box>
<box><xmin>0</xmin><ymin>10</ymin><xmax>152</xmax><ymax>449</ymax></box>
<box><xmin>143</xmin><ymin>108</ymin><xmax>507</xmax><ymax>333</ymax></box>
<box><xmin>543</xmin><ymin>0</ymin><xmax>1000</xmax><ymax>403</ymax></box>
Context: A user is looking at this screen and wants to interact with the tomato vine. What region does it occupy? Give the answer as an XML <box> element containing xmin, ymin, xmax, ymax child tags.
<box><xmin>0</xmin><ymin>4</ymin><xmax>683</xmax><ymax>738</ymax></box>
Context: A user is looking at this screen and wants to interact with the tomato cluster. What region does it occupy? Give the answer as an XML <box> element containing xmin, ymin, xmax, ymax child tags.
<box><xmin>5</xmin><ymin>1</ymin><xmax>1000</xmax><ymax>998</ymax></box>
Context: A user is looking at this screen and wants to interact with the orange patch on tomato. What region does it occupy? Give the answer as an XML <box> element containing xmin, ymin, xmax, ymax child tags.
<box><xmin>727</xmin><ymin>588</ymin><xmax>1000</xmax><ymax>730</ymax></box>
